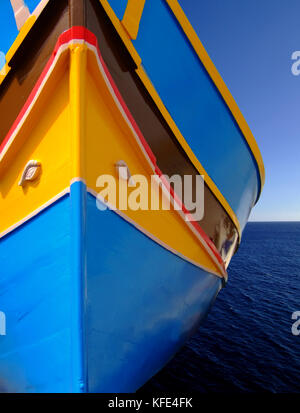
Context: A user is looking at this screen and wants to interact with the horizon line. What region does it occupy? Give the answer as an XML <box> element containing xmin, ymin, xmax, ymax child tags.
<box><xmin>248</xmin><ymin>220</ymin><xmax>300</xmax><ymax>223</ymax></box>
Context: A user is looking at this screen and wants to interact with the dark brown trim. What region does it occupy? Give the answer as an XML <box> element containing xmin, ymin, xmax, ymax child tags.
<box><xmin>69</xmin><ymin>0</ymin><xmax>86</xmax><ymax>27</ymax></box>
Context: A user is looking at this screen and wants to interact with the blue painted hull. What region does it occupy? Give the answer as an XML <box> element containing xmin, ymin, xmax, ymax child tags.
<box><xmin>109</xmin><ymin>0</ymin><xmax>261</xmax><ymax>230</ymax></box>
<box><xmin>0</xmin><ymin>182</ymin><xmax>222</xmax><ymax>392</ymax></box>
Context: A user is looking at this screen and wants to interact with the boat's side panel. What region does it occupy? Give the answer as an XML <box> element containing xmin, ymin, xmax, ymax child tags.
<box><xmin>0</xmin><ymin>62</ymin><xmax>72</xmax><ymax>236</ymax></box>
<box><xmin>84</xmin><ymin>50</ymin><xmax>221</xmax><ymax>275</ymax></box>
<box><xmin>0</xmin><ymin>195</ymin><xmax>82</xmax><ymax>393</ymax></box>
<box><xmin>85</xmin><ymin>189</ymin><xmax>222</xmax><ymax>393</ymax></box>
<box><xmin>128</xmin><ymin>0</ymin><xmax>259</xmax><ymax>229</ymax></box>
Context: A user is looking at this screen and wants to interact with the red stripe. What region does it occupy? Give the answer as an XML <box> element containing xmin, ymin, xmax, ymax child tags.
<box><xmin>98</xmin><ymin>53</ymin><xmax>157</xmax><ymax>166</ymax></box>
<box><xmin>0</xmin><ymin>26</ymin><xmax>225</xmax><ymax>273</ymax></box>
<box><xmin>0</xmin><ymin>45</ymin><xmax>56</xmax><ymax>154</ymax></box>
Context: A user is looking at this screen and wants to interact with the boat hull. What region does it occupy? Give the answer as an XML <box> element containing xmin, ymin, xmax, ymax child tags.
<box><xmin>0</xmin><ymin>181</ymin><xmax>222</xmax><ymax>393</ymax></box>
<box><xmin>0</xmin><ymin>0</ymin><xmax>265</xmax><ymax>393</ymax></box>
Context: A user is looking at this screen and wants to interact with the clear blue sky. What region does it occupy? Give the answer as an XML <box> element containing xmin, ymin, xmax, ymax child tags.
<box><xmin>1</xmin><ymin>1</ymin><xmax>299</xmax><ymax>221</ymax></box>
<box><xmin>180</xmin><ymin>0</ymin><xmax>300</xmax><ymax>221</ymax></box>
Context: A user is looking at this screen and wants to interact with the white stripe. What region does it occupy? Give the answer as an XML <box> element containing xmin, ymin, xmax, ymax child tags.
<box><xmin>10</xmin><ymin>0</ymin><xmax>30</xmax><ymax>31</ymax></box>
<box><xmin>0</xmin><ymin>187</ymin><xmax>70</xmax><ymax>239</ymax></box>
<box><xmin>91</xmin><ymin>44</ymin><xmax>156</xmax><ymax>171</ymax></box>
<box><xmin>0</xmin><ymin>44</ymin><xmax>69</xmax><ymax>164</ymax></box>
<box><xmin>32</xmin><ymin>0</ymin><xmax>51</xmax><ymax>18</ymax></box>
<box><xmin>87</xmin><ymin>187</ymin><xmax>223</xmax><ymax>279</ymax></box>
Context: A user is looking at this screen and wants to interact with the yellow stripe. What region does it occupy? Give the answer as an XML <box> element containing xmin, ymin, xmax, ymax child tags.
<box><xmin>69</xmin><ymin>44</ymin><xmax>87</xmax><ymax>178</ymax></box>
<box><xmin>6</xmin><ymin>15</ymin><xmax>36</xmax><ymax>64</ymax></box>
<box><xmin>0</xmin><ymin>15</ymin><xmax>36</xmax><ymax>86</ymax></box>
<box><xmin>135</xmin><ymin>65</ymin><xmax>241</xmax><ymax>236</ymax></box>
<box><xmin>165</xmin><ymin>0</ymin><xmax>265</xmax><ymax>195</ymax></box>
<box><xmin>0</xmin><ymin>63</ymin><xmax>11</xmax><ymax>85</ymax></box>
<box><xmin>121</xmin><ymin>0</ymin><xmax>146</xmax><ymax>40</ymax></box>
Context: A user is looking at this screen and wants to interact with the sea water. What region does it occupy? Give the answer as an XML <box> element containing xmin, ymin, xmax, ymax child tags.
<box><xmin>141</xmin><ymin>222</ymin><xmax>300</xmax><ymax>393</ymax></box>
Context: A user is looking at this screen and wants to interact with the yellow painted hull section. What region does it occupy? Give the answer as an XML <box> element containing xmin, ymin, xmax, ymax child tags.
<box><xmin>85</xmin><ymin>49</ymin><xmax>220</xmax><ymax>274</ymax></box>
<box><xmin>0</xmin><ymin>51</ymin><xmax>72</xmax><ymax>235</ymax></box>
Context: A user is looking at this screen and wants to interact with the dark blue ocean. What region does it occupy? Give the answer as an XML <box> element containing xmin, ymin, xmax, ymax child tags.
<box><xmin>140</xmin><ymin>222</ymin><xmax>300</xmax><ymax>393</ymax></box>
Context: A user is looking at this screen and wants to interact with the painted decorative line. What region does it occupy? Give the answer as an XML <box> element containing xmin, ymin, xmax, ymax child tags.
<box><xmin>98</xmin><ymin>0</ymin><xmax>142</xmax><ymax>66</ymax></box>
<box><xmin>121</xmin><ymin>0</ymin><xmax>146</xmax><ymax>40</ymax></box>
<box><xmin>87</xmin><ymin>186</ymin><xmax>225</xmax><ymax>280</ymax></box>
<box><xmin>32</xmin><ymin>0</ymin><xmax>51</xmax><ymax>19</ymax></box>
<box><xmin>0</xmin><ymin>51</ymin><xmax>5</xmax><ymax>71</ymax></box>
<box><xmin>10</xmin><ymin>0</ymin><xmax>31</xmax><ymax>31</ymax></box>
<box><xmin>0</xmin><ymin>187</ymin><xmax>70</xmax><ymax>240</ymax></box>
<box><xmin>5</xmin><ymin>15</ymin><xmax>36</xmax><ymax>65</ymax></box>
<box><xmin>70</xmin><ymin>177</ymin><xmax>87</xmax><ymax>186</ymax></box>
<box><xmin>156</xmin><ymin>168</ymin><xmax>225</xmax><ymax>272</ymax></box>
<box><xmin>0</xmin><ymin>42</ymin><xmax>69</xmax><ymax>162</ymax></box>
<box><xmin>0</xmin><ymin>26</ymin><xmax>226</xmax><ymax>277</ymax></box>
<box><xmin>4</xmin><ymin>0</ymin><xmax>51</xmax><ymax>70</ymax></box>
